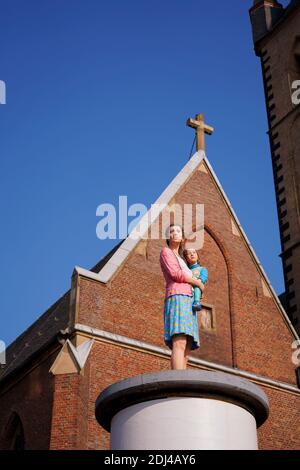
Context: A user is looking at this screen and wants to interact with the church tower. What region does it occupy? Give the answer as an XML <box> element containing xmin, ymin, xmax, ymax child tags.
<box><xmin>249</xmin><ymin>0</ymin><xmax>300</xmax><ymax>334</ymax></box>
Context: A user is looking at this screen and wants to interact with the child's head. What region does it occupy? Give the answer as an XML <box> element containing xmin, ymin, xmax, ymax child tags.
<box><xmin>183</xmin><ymin>247</ymin><xmax>199</xmax><ymax>266</ymax></box>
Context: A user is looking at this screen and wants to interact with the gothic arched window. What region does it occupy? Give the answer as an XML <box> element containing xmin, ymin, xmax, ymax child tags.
<box><xmin>1</xmin><ymin>412</ymin><xmax>25</xmax><ymax>450</ymax></box>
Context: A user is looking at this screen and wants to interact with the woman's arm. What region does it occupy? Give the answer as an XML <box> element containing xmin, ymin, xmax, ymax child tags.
<box><xmin>185</xmin><ymin>276</ymin><xmax>206</xmax><ymax>292</ymax></box>
<box><xmin>160</xmin><ymin>248</ymin><xmax>191</xmax><ymax>284</ymax></box>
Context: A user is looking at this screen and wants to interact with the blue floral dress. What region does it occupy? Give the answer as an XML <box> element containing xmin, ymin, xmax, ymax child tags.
<box><xmin>163</xmin><ymin>253</ymin><xmax>200</xmax><ymax>351</ymax></box>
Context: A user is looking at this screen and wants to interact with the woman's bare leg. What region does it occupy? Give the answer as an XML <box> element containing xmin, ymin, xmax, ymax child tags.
<box><xmin>171</xmin><ymin>334</ymin><xmax>187</xmax><ymax>370</ymax></box>
<box><xmin>184</xmin><ymin>336</ymin><xmax>193</xmax><ymax>369</ymax></box>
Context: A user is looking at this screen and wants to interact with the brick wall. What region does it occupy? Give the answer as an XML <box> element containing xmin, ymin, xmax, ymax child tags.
<box><xmin>0</xmin><ymin>352</ymin><xmax>56</xmax><ymax>450</ymax></box>
<box><xmin>257</xmin><ymin>384</ymin><xmax>300</xmax><ymax>450</ymax></box>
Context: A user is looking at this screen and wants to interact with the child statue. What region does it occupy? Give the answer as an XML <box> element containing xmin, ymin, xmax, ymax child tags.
<box><xmin>183</xmin><ymin>248</ymin><xmax>208</xmax><ymax>312</ymax></box>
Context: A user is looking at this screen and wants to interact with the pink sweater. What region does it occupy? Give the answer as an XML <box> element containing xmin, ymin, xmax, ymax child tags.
<box><xmin>160</xmin><ymin>247</ymin><xmax>193</xmax><ymax>299</ymax></box>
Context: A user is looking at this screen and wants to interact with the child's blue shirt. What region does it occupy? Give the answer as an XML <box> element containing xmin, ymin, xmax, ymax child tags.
<box><xmin>189</xmin><ymin>263</ymin><xmax>208</xmax><ymax>284</ymax></box>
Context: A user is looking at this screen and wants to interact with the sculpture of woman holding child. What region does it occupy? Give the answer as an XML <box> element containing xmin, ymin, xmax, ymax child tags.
<box><xmin>159</xmin><ymin>224</ymin><xmax>208</xmax><ymax>370</ymax></box>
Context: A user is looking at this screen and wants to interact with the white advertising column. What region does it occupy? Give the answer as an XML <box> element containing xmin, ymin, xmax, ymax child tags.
<box><xmin>95</xmin><ymin>370</ymin><xmax>269</xmax><ymax>450</ymax></box>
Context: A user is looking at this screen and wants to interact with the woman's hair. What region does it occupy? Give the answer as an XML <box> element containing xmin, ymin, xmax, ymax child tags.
<box><xmin>166</xmin><ymin>224</ymin><xmax>185</xmax><ymax>258</ymax></box>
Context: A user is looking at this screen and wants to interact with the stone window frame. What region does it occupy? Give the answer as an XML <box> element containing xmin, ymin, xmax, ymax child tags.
<box><xmin>198</xmin><ymin>302</ymin><xmax>216</xmax><ymax>334</ymax></box>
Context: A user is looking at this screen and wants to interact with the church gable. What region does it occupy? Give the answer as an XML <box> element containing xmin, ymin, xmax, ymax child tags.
<box><xmin>74</xmin><ymin>150</ymin><xmax>299</xmax><ymax>386</ymax></box>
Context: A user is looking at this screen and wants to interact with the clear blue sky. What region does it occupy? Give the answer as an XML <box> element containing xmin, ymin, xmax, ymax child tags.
<box><xmin>0</xmin><ymin>0</ymin><xmax>290</xmax><ymax>346</ymax></box>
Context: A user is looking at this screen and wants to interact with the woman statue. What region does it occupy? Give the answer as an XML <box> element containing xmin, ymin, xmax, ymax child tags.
<box><xmin>159</xmin><ymin>224</ymin><xmax>207</xmax><ymax>370</ymax></box>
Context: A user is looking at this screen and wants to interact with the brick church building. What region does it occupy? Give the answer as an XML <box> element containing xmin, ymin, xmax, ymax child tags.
<box><xmin>1</xmin><ymin>146</ymin><xmax>300</xmax><ymax>449</ymax></box>
<box><xmin>1</xmin><ymin>1</ymin><xmax>300</xmax><ymax>451</ymax></box>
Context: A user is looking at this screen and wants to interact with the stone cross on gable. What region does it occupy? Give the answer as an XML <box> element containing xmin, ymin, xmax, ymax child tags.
<box><xmin>187</xmin><ymin>114</ymin><xmax>214</xmax><ymax>151</ymax></box>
